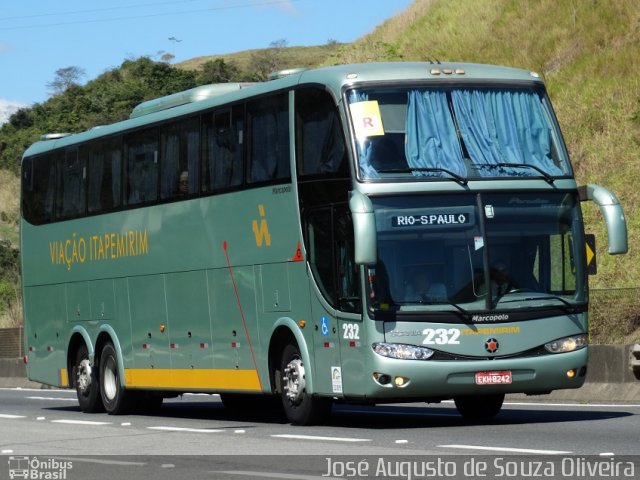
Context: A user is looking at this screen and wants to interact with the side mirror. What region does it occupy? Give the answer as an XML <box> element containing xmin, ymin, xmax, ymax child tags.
<box><xmin>349</xmin><ymin>191</ymin><xmax>377</xmax><ymax>265</ymax></box>
<box><xmin>578</xmin><ymin>184</ymin><xmax>628</xmax><ymax>255</ymax></box>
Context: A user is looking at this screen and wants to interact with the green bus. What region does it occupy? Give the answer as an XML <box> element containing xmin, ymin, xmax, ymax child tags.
<box><xmin>21</xmin><ymin>62</ymin><xmax>628</xmax><ymax>425</ymax></box>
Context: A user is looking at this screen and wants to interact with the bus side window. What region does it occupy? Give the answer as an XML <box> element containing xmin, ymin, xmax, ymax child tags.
<box><xmin>247</xmin><ymin>93</ymin><xmax>290</xmax><ymax>184</ymax></box>
<box><xmin>22</xmin><ymin>154</ymin><xmax>56</xmax><ymax>225</ymax></box>
<box><xmin>160</xmin><ymin>118</ymin><xmax>199</xmax><ymax>199</ymax></box>
<box><xmin>295</xmin><ymin>87</ymin><xmax>348</xmax><ymax>177</ymax></box>
<box><xmin>305</xmin><ymin>206</ymin><xmax>360</xmax><ymax>313</ymax></box>
<box><xmin>202</xmin><ymin>106</ymin><xmax>244</xmax><ymax>193</ymax></box>
<box><xmin>56</xmin><ymin>148</ymin><xmax>86</xmax><ymax>219</ymax></box>
<box><xmin>125</xmin><ymin>129</ymin><xmax>159</xmax><ymax>205</ymax></box>
<box><xmin>87</xmin><ymin>138</ymin><xmax>122</xmax><ymax>213</ymax></box>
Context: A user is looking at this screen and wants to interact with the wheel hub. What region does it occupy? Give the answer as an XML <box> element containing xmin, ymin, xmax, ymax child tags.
<box><xmin>282</xmin><ymin>358</ymin><xmax>306</xmax><ymax>404</ymax></box>
<box><xmin>77</xmin><ymin>359</ymin><xmax>92</xmax><ymax>394</ymax></box>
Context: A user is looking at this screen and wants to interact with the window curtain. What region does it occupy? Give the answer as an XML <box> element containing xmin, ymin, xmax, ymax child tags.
<box><xmin>405</xmin><ymin>90</ymin><xmax>467</xmax><ymax>177</ymax></box>
<box><xmin>349</xmin><ymin>91</ymin><xmax>380</xmax><ymax>179</ymax></box>
<box><xmin>452</xmin><ymin>90</ymin><xmax>564</xmax><ymax>176</ymax></box>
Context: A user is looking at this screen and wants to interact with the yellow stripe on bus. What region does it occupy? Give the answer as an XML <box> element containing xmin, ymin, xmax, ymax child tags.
<box><xmin>124</xmin><ymin>368</ymin><xmax>262</xmax><ymax>391</ymax></box>
<box><xmin>59</xmin><ymin>368</ymin><xmax>69</xmax><ymax>387</ymax></box>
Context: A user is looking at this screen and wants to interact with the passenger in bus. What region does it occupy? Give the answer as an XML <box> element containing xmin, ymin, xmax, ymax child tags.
<box><xmin>404</xmin><ymin>271</ymin><xmax>447</xmax><ymax>302</ymax></box>
<box><xmin>179</xmin><ymin>171</ymin><xmax>189</xmax><ymax>194</ymax></box>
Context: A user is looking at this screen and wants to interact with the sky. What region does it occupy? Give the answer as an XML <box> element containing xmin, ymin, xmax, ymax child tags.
<box><xmin>0</xmin><ymin>0</ymin><xmax>414</xmax><ymax>115</ymax></box>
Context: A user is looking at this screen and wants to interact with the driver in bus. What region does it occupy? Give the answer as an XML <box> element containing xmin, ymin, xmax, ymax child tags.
<box><xmin>404</xmin><ymin>271</ymin><xmax>447</xmax><ymax>302</ymax></box>
<box><xmin>490</xmin><ymin>259</ymin><xmax>515</xmax><ymax>296</ymax></box>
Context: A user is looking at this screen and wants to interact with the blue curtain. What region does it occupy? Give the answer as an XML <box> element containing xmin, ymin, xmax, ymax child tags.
<box><xmin>452</xmin><ymin>90</ymin><xmax>564</xmax><ymax>176</ymax></box>
<box><xmin>405</xmin><ymin>90</ymin><xmax>467</xmax><ymax>177</ymax></box>
<box><xmin>349</xmin><ymin>91</ymin><xmax>381</xmax><ymax>179</ymax></box>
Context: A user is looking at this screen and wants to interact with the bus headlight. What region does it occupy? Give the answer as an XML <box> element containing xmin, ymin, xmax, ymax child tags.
<box><xmin>372</xmin><ymin>342</ymin><xmax>435</xmax><ymax>360</ymax></box>
<box><xmin>544</xmin><ymin>334</ymin><xmax>588</xmax><ymax>354</ymax></box>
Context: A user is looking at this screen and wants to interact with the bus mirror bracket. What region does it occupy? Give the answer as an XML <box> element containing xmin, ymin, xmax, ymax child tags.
<box><xmin>578</xmin><ymin>184</ymin><xmax>628</xmax><ymax>255</ymax></box>
<box><xmin>349</xmin><ymin>191</ymin><xmax>377</xmax><ymax>265</ymax></box>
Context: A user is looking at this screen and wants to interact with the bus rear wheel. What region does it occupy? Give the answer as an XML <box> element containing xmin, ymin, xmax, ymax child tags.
<box><xmin>280</xmin><ymin>342</ymin><xmax>331</xmax><ymax>425</ymax></box>
<box><xmin>454</xmin><ymin>393</ymin><xmax>505</xmax><ymax>421</ymax></box>
<box><xmin>99</xmin><ymin>342</ymin><xmax>136</xmax><ymax>415</ymax></box>
<box><xmin>73</xmin><ymin>344</ymin><xmax>104</xmax><ymax>413</ymax></box>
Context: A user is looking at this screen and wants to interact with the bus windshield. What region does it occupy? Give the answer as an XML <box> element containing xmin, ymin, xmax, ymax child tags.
<box><xmin>368</xmin><ymin>192</ymin><xmax>587</xmax><ymax>317</ymax></box>
<box><xmin>347</xmin><ymin>86</ymin><xmax>572</xmax><ymax>181</ymax></box>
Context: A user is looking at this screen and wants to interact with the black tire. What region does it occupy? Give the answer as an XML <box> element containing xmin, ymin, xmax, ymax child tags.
<box><xmin>99</xmin><ymin>342</ymin><xmax>136</xmax><ymax>415</ymax></box>
<box><xmin>72</xmin><ymin>344</ymin><xmax>104</xmax><ymax>413</ymax></box>
<box><xmin>280</xmin><ymin>342</ymin><xmax>331</xmax><ymax>425</ymax></box>
<box><xmin>454</xmin><ymin>393</ymin><xmax>505</xmax><ymax>421</ymax></box>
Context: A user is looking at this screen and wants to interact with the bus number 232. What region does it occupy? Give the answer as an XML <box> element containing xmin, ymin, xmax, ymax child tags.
<box><xmin>342</xmin><ymin>323</ymin><xmax>360</xmax><ymax>340</ymax></box>
<box><xmin>422</xmin><ymin>328</ymin><xmax>460</xmax><ymax>345</ymax></box>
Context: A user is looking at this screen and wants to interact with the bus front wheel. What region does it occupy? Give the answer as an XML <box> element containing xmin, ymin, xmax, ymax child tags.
<box><xmin>280</xmin><ymin>342</ymin><xmax>331</xmax><ymax>425</ymax></box>
<box><xmin>72</xmin><ymin>344</ymin><xmax>104</xmax><ymax>413</ymax></box>
<box><xmin>454</xmin><ymin>393</ymin><xmax>505</xmax><ymax>421</ymax></box>
<box><xmin>99</xmin><ymin>342</ymin><xmax>136</xmax><ymax>415</ymax></box>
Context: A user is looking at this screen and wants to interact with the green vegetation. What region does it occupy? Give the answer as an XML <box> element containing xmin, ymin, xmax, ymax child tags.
<box><xmin>0</xmin><ymin>1</ymin><xmax>638</xmax><ymax>339</ymax></box>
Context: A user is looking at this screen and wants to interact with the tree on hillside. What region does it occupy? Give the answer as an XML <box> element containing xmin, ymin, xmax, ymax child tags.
<box><xmin>248</xmin><ymin>39</ymin><xmax>290</xmax><ymax>81</ymax></box>
<box><xmin>0</xmin><ymin>56</ymin><xmax>197</xmax><ymax>172</ymax></box>
<box><xmin>47</xmin><ymin>66</ymin><xmax>86</xmax><ymax>96</ymax></box>
<box><xmin>197</xmin><ymin>58</ymin><xmax>242</xmax><ymax>84</ymax></box>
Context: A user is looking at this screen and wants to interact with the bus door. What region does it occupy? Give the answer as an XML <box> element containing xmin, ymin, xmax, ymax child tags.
<box><xmin>306</xmin><ymin>206</ymin><xmax>361</xmax><ymax>397</ymax></box>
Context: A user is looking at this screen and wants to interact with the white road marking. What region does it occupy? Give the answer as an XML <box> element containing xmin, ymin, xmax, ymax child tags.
<box><xmin>272</xmin><ymin>434</ymin><xmax>371</xmax><ymax>443</ymax></box>
<box><xmin>1</xmin><ymin>449</ymin><xmax>14</xmax><ymax>453</ymax></box>
<box><xmin>600</xmin><ymin>452</ymin><xmax>616</xmax><ymax>456</ymax></box>
<box><xmin>26</xmin><ymin>396</ymin><xmax>77</xmax><ymax>401</ymax></box>
<box><xmin>0</xmin><ymin>387</ymin><xmax>74</xmax><ymax>393</ymax></box>
<box><xmin>439</xmin><ymin>444</ymin><xmax>572</xmax><ymax>455</ymax></box>
<box><xmin>395</xmin><ymin>439</ymin><xmax>409</xmax><ymax>444</ymax></box>
<box><xmin>51</xmin><ymin>419</ymin><xmax>111</xmax><ymax>426</ymax></box>
<box><xmin>147</xmin><ymin>426</ymin><xmax>224</xmax><ymax>433</ymax></box>
<box><xmin>0</xmin><ymin>414</ymin><xmax>26</xmax><ymax>419</ymax></box>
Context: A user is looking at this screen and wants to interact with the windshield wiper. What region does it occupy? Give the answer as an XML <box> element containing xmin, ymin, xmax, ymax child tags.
<box><xmin>472</xmin><ymin>162</ymin><xmax>555</xmax><ymax>184</ymax></box>
<box><xmin>404</xmin><ymin>298</ymin><xmax>472</xmax><ymax>321</ymax></box>
<box><xmin>376</xmin><ymin>167</ymin><xmax>468</xmax><ymax>186</ymax></box>
<box><xmin>499</xmin><ymin>294</ymin><xmax>583</xmax><ymax>313</ymax></box>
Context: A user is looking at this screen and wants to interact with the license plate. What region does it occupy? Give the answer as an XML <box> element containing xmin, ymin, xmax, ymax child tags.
<box><xmin>475</xmin><ymin>371</ymin><xmax>512</xmax><ymax>385</ymax></box>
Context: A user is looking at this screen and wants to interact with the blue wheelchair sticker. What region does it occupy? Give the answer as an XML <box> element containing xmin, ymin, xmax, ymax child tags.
<box><xmin>321</xmin><ymin>316</ymin><xmax>330</xmax><ymax>336</ymax></box>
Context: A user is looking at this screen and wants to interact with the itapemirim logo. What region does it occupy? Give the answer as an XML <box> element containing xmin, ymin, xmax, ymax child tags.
<box><xmin>7</xmin><ymin>456</ymin><xmax>73</xmax><ymax>479</ymax></box>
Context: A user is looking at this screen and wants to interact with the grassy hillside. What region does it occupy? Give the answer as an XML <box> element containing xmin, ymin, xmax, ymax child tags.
<box><xmin>330</xmin><ymin>0</ymin><xmax>640</xmax><ymax>291</ymax></box>
<box><xmin>178</xmin><ymin>43</ymin><xmax>342</xmax><ymax>73</ymax></box>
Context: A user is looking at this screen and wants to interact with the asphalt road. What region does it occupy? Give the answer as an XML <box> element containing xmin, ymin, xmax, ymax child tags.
<box><xmin>1</xmin><ymin>387</ymin><xmax>639</xmax><ymax>479</ymax></box>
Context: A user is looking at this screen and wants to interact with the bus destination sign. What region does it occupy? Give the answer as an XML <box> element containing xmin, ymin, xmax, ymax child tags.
<box><xmin>392</xmin><ymin>213</ymin><xmax>469</xmax><ymax>227</ymax></box>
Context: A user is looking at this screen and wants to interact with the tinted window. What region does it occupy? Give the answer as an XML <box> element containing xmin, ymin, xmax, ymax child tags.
<box><xmin>202</xmin><ymin>106</ymin><xmax>244</xmax><ymax>193</ymax></box>
<box><xmin>161</xmin><ymin>118</ymin><xmax>200</xmax><ymax>199</ymax></box>
<box><xmin>87</xmin><ymin>138</ymin><xmax>122</xmax><ymax>213</ymax></box>
<box><xmin>295</xmin><ymin>88</ymin><xmax>348</xmax><ymax>177</ymax></box>
<box><xmin>55</xmin><ymin>148</ymin><xmax>86</xmax><ymax>219</ymax></box>
<box><xmin>22</xmin><ymin>154</ymin><xmax>56</xmax><ymax>225</ymax></box>
<box><xmin>126</xmin><ymin>129</ymin><xmax>159</xmax><ymax>205</ymax></box>
<box><xmin>247</xmin><ymin>94</ymin><xmax>290</xmax><ymax>183</ymax></box>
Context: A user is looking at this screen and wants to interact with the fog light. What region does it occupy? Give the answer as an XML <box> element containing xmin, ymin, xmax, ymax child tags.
<box><xmin>566</xmin><ymin>369</ymin><xmax>577</xmax><ymax>379</ymax></box>
<box><xmin>394</xmin><ymin>376</ymin><xmax>409</xmax><ymax>387</ymax></box>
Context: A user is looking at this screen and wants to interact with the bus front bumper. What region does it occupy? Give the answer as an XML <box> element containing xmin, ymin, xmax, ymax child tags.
<box><xmin>353</xmin><ymin>348</ymin><xmax>588</xmax><ymax>401</ymax></box>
